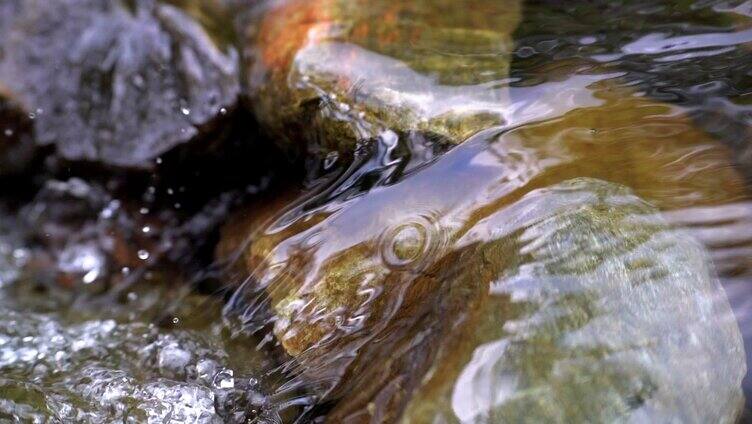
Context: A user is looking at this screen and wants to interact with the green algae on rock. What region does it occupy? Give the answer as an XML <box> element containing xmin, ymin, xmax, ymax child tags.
<box><xmin>0</xmin><ymin>0</ymin><xmax>239</xmax><ymax>169</ymax></box>
<box><xmin>243</xmin><ymin>0</ymin><xmax>521</xmax><ymax>157</ymax></box>
<box><xmin>398</xmin><ymin>178</ymin><xmax>745</xmax><ymax>423</ymax></box>
<box><xmin>219</xmin><ymin>119</ymin><xmax>746</xmax><ymax>421</ymax></box>
<box><xmin>505</xmin><ymin>79</ymin><xmax>749</xmax><ymax>210</ymax></box>
<box><xmin>218</xmin><ymin>75</ymin><xmax>749</xmax><ymax>421</ymax></box>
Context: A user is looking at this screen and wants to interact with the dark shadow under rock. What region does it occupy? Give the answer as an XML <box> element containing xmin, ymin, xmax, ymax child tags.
<box><xmin>0</xmin><ymin>97</ymin><xmax>35</xmax><ymax>176</ymax></box>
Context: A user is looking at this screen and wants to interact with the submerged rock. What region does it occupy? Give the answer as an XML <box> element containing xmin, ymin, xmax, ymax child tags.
<box><xmin>242</xmin><ymin>0</ymin><xmax>521</xmax><ymax>157</ymax></box>
<box><xmin>505</xmin><ymin>79</ymin><xmax>748</xmax><ymax>210</ymax></box>
<box><xmin>0</xmin><ymin>0</ymin><xmax>239</xmax><ymax>169</ymax></box>
<box><xmin>219</xmin><ymin>110</ymin><xmax>746</xmax><ymax>421</ymax></box>
<box><xmin>220</xmin><ymin>44</ymin><xmax>749</xmax><ymax>417</ymax></box>
<box><xmin>398</xmin><ymin>178</ymin><xmax>745</xmax><ymax>423</ymax></box>
<box><xmin>221</xmin><ymin>175</ymin><xmax>746</xmax><ymax>421</ymax></box>
<box><xmin>241</xmin><ymin>0</ymin><xmax>746</xmax><ymax>208</ymax></box>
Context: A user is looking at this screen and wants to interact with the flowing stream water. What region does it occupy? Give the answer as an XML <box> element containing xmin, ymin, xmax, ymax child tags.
<box><xmin>1</xmin><ymin>1</ymin><xmax>752</xmax><ymax>422</ymax></box>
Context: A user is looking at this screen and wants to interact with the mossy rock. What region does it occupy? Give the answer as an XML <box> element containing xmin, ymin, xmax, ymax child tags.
<box><xmin>218</xmin><ymin>79</ymin><xmax>748</xmax><ymax>421</ymax></box>
<box><xmin>222</xmin><ymin>4</ymin><xmax>749</xmax><ymax>421</ymax></box>
<box><xmin>220</xmin><ymin>176</ymin><xmax>746</xmax><ymax>422</ymax></box>
<box><xmin>398</xmin><ymin>178</ymin><xmax>745</xmax><ymax>423</ymax></box>
<box><xmin>242</xmin><ymin>0</ymin><xmax>521</xmax><ymax>157</ymax></box>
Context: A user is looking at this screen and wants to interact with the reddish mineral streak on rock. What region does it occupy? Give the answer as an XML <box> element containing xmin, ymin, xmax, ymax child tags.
<box><xmin>243</xmin><ymin>0</ymin><xmax>521</xmax><ymax>156</ymax></box>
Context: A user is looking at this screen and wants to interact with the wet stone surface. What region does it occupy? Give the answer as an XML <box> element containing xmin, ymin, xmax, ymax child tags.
<box><xmin>214</xmin><ymin>1</ymin><xmax>752</xmax><ymax>421</ymax></box>
<box><xmin>399</xmin><ymin>178</ymin><xmax>745</xmax><ymax>423</ymax></box>
<box><xmin>220</xmin><ymin>122</ymin><xmax>748</xmax><ymax>421</ymax></box>
<box><xmin>0</xmin><ymin>0</ymin><xmax>239</xmax><ymax>169</ymax></box>
<box><xmin>243</xmin><ymin>0</ymin><xmax>521</xmax><ymax>158</ymax></box>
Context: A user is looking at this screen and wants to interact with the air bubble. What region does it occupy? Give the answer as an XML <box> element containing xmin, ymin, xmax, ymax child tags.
<box><xmin>132</xmin><ymin>74</ymin><xmax>145</xmax><ymax>88</ymax></box>
<box><xmin>213</xmin><ymin>369</ymin><xmax>235</xmax><ymax>389</ymax></box>
<box><xmin>393</xmin><ymin>226</ymin><xmax>424</xmax><ymax>261</ymax></box>
<box><xmin>82</xmin><ymin>269</ymin><xmax>99</xmax><ymax>284</ymax></box>
<box><xmin>580</xmin><ymin>36</ymin><xmax>597</xmax><ymax>45</ymax></box>
<box><xmin>324</xmin><ymin>151</ymin><xmax>339</xmax><ymax>170</ymax></box>
<box><xmin>137</xmin><ymin>250</ymin><xmax>150</xmax><ymax>261</ymax></box>
<box><xmin>100</xmin><ymin>199</ymin><xmax>121</xmax><ymax>219</ymax></box>
<box><xmin>516</xmin><ymin>46</ymin><xmax>536</xmax><ymax>58</ymax></box>
<box><xmin>380</xmin><ymin>216</ymin><xmax>443</xmax><ymax>271</ymax></box>
<box><xmin>12</xmin><ymin>248</ymin><xmax>29</xmax><ymax>261</ymax></box>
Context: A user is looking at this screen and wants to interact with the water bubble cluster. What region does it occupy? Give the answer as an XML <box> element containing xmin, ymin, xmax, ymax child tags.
<box><xmin>0</xmin><ymin>298</ymin><xmax>281</xmax><ymax>423</ymax></box>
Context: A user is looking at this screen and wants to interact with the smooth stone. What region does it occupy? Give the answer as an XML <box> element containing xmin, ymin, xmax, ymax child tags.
<box><xmin>0</xmin><ymin>0</ymin><xmax>239</xmax><ymax>169</ymax></box>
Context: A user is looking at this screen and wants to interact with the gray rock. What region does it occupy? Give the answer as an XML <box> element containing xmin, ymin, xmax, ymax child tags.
<box><xmin>0</xmin><ymin>0</ymin><xmax>239</xmax><ymax>169</ymax></box>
